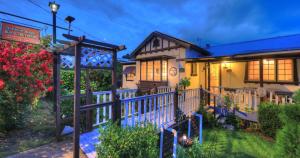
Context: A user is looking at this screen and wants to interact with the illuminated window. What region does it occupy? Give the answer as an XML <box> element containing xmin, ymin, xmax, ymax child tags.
<box><xmin>191</xmin><ymin>62</ymin><xmax>197</xmax><ymax>76</ymax></box>
<box><xmin>263</xmin><ymin>59</ymin><xmax>275</xmax><ymax>81</ymax></box>
<box><xmin>248</xmin><ymin>61</ymin><xmax>260</xmax><ymax>81</ymax></box>
<box><xmin>147</xmin><ymin>61</ymin><xmax>153</xmax><ymax>80</ymax></box>
<box><xmin>126</xmin><ymin>73</ymin><xmax>135</xmax><ymax>81</ymax></box>
<box><xmin>154</xmin><ymin>60</ymin><xmax>161</xmax><ymax>81</ymax></box>
<box><xmin>140</xmin><ymin>59</ymin><xmax>168</xmax><ymax>81</ymax></box>
<box><xmin>141</xmin><ymin>62</ymin><xmax>147</xmax><ymax>80</ymax></box>
<box><xmin>162</xmin><ymin>60</ymin><xmax>167</xmax><ymax>81</ymax></box>
<box><xmin>278</xmin><ymin>59</ymin><xmax>293</xmax><ymax>82</ymax></box>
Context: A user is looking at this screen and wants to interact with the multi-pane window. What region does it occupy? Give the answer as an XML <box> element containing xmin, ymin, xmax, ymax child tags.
<box><xmin>248</xmin><ymin>61</ymin><xmax>260</xmax><ymax>81</ymax></box>
<box><xmin>278</xmin><ymin>59</ymin><xmax>293</xmax><ymax>82</ymax></box>
<box><xmin>247</xmin><ymin>59</ymin><xmax>295</xmax><ymax>83</ymax></box>
<box><xmin>126</xmin><ymin>73</ymin><xmax>135</xmax><ymax>81</ymax></box>
<box><xmin>263</xmin><ymin>59</ymin><xmax>275</xmax><ymax>81</ymax></box>
<box><xmin>140</xmin><ymin>60</ymin><xmax>168</xmax><ymax>81</ymax></box>
<box><xmin>147</xmin><ymin>61</ymin><xmax>153</xmax><ymax>80</ymax></box>
<box><xmin>191</xmin><ymin>62</ymin><xmax>197</xmax><ymax>76</ymax></box>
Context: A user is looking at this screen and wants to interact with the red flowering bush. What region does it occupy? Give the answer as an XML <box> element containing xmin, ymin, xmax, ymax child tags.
<box><xmin>0</xmin><ymin>41</ymin><xmax>53</xmax><ymax>131</ymax></box>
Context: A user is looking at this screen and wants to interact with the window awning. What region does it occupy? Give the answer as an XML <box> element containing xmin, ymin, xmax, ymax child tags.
<box><xmin>123</xmin><ymin>66</ymin><xmax>136</xmax><ymax>74</ymax></box>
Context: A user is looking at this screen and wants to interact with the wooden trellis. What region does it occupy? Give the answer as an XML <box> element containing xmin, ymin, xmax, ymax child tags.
<box><xmin>53</xmin><ymin>34</ymin><xmax>125</xmax><ymax>158</ymax></box>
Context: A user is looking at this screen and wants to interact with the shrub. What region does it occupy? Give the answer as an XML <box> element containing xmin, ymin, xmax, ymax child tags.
<box><xmin>97</xmin><ymin>122</ymin><xmax>159</xmax><ymax>158</ymax></box>
<box><xmin>225</xmin><ymin>113</ymin><xmax>239</xmax><ymax>129</ymax></box>
<box><xmin>0</xmin><ymin>41</ymin><xmax>52</xmax><ymax>131</ymax></box>
<box><xmin>197</xmin><ymin>104</ymin><xmax>217</xmax><ymax>128</ymax></box>
<box><xmin>292</xmin><ymin>89</ymin><xmax>300</xmax><ymax>104</ymax></box>
<box><xmin>177</xmin><ymin>136</ymin><xmax>219</xmax><ymax>158</ymax></box>
<box><xmin>275</xmin><ymin>104</ymin><xmax>300</xmax><ymax>158</ymax></box>
<box><xmin>258</xmin><ymin>102</ymin><xmax>282</xmax><ymax>138</ymax></box>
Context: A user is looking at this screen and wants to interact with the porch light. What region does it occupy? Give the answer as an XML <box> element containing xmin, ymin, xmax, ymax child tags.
<box><xmin>182</xmin><ymin>135</ymin><xmax>187</xmax><ymax>141</ymax></box>
<box><xmin>179</xmin><ymin>134</ymin><xmax>193</xmax><ymax>147</ymax></box>
<box><xmin>49</xmin><ymin>1</ymin><xmax>60</xmax><ymax>13</ymax></box>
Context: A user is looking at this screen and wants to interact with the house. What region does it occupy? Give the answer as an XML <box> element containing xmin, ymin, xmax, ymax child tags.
<box><xmin>122</xmin><ymin>31</ymin><xmax>300</xmax><ymax>104</ymax></box>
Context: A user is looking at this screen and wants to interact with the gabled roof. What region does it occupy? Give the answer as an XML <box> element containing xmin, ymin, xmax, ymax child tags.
<box><xmin>130</xmin><ymin>31</ymin><xmax>209</xmax><ymax>57</ymax></box>
<box><xmin>206</xmin><ymin>34</ymin><xmax>300</xmax><ymax>58</ymax></box>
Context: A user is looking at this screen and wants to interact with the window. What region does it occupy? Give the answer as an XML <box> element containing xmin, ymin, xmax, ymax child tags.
<box><xmin>263</xmin><ymin>59</ymin><xmax>275</xmax><ymax>81</ymax></box>
<box><xmin>246</xmin><ymin>59</ymin><xmax>295</xmax><ymax>83</ymax></box>
<box><xmin>278</xmin><ymin>59</ymin><xmax>293</xmax><ymax>82</ymax></box>
<box><xmin>140</xmin><ymin>59</ymin><xmax>168</xmax><ymax>81</ymax></box>
<box><xmin>191</xmin><ymin>62</ymin><xmax>197</xmax><ymax>76</ymax></box>
<box><xmin>141</xmin><ymin>62</ymin><xmax>147</xmax><ymax>80</ymax></box>
<box><xmin>126</xmin><ymin>73</ymin><xmax>135</xmax><ymax>81</ymax></box>
<box><xmin>162</xmin><ymin>60</ymin><xmax>167</xmax><ymax>81</ymax></box>
<box><xmin>154</xmin><ymin>60</ymin><xmax>161</xmax><ymax>81</ymax></box>
<box><xmin>248</xmin><ymin>61</ymin><xmax>260</xmax><ymax>81</ymax></box>
<box><xmin>153</xmin><ymin>38</ymin><xmax>160</xmax><ymax>48</ymax></box>
<box><xmin>147</xmin><ymin>61</ymin><xmax>153</xmax><ymax>80</ymax></box>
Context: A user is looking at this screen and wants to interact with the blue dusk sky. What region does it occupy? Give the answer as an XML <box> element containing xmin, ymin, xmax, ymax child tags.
<box><xmin>1</xmin><ymin>0</ymin><xmax>300</xmax><ymax>58</ymax></box>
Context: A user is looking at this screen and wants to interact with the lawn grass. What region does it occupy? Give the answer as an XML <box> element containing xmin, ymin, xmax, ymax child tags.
<box><xmin>203</xmin><ymin>129</ymin><xmax>275</xmax><ymax>158</ymax></box>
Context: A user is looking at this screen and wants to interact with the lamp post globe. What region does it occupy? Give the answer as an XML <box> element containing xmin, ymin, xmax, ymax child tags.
<box><xmin>49</xmin><ymin>1</ymin><xmax>60</xmax><ymax>13</ymax></box>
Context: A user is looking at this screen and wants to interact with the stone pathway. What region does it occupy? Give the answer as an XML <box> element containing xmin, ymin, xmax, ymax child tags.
<box><xmin>7</xmin><ymin>139</ymin><xmax>87</xmax><ymax>158</ymax></box>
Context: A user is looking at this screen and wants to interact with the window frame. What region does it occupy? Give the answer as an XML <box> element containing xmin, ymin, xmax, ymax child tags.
<box><xmin>140</xmin><ymin>59</ymin><xmax>168</xmax><ymax>82</ymax></box>
<box><xmin>126</xmin><ymin>73</ymin><xmax>135</xmax><ymax>81</ymax></box>
<box><xmin>245</xmin><ymin>58</ymin><xmax>298</xmax><ymax>84</ymax></box>
<box><xmin>247</xmin><ymin>60</ymin><xmax>260</xmax><ymax>81</ymax></box>
<box><xmin>191</xmin><ymin>62</ymin><xmax>198</xmax><ymax>76</ymax></box>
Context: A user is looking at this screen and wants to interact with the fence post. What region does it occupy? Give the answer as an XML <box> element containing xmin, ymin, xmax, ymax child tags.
<box><xmin>115</xmin><ymin>94</ymin><xmax>121</xmax><ymax>126</ymax></box>
<box><xmin>199</xmin><ymin>114</ymin><xmax>203</xmax><ymax>144</ymax></box>
<box><xmin>173</xmin><ymin>86</ymin><xmax>179</xmax><ymax>119</ymax></box>
<box><xmin>159</xmin><ymin>125</ymin><xmax>164</xmax><ymax>158</ymax></box>
<box><xmin>188</xmin><ymin>117</ymin><xmax>191</xmax><ymax>138</ymax></box>
<box><xmin>213</xmin><ymin>95</ymin><xmax>216</xmax><ymax>119</ymax></box>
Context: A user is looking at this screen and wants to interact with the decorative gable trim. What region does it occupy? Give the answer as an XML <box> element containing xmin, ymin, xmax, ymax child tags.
<box><xmin>130</xmin><ymin>31</ymin><xmax>209</xmax><ymax>58</ymax></box>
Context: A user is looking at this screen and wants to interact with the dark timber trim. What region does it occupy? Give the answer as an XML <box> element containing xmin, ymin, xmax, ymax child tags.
<box><xmin>73</xmin><ymin>43</ymin><xmax>81</xmax><ymax>158</ymax></box>
<box><xmin>54</xmin><ymin>51</ymin><xmax>61</xmax><ymax>141</ymax></box>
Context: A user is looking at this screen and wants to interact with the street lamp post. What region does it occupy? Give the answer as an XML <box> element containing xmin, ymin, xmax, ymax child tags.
<box><xmin>49</xmin><ymin>1</ymin><xmax>60</xmax><ymax>44</ymax></box>
<box><xmin>49</xmin><ymin>1</ymin><xmax>61</xmax><ymax>142</ymax></box>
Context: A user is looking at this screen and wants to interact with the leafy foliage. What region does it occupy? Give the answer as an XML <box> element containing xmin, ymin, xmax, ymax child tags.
<box><xmin>60</xmin><ymin>62</ymin><xmax>123</xmax><ymax>94</ymax></box>
<box><xmin>275</xmin><ymin>104</ymin><xmax>300</xmax><ymax>158</ymax></box>
<box><xmin>0</xmin><ymin>40</ymin><xmax>52</xmax><ymax>131</ymax></box>
<box><xmin>258</xmin><ymin>102</ymin><xmax>282</xmax><ymax>138</ymax></box>
<box><xmin>292</xmin><ymin>89</ymin><xmax>300</xmax><ymax>104</ymax></box>
<box><xmin>179</xmin><ymin>77</ymin><xmax>191</xmax><ymax>89</ymax></box>
<box><xmin>197</xmin><ymin>104</ymin><xmax>217</xmax><ymax>128</ymax></box>
<box><xmin>97</xmin><ymin>122</ymin><xmax>159</xmax><ymax>158</ymax></box>
<box><xmin>225</xmin><ymin>113</ymin><xmax>239</xmax><ymax>129</ymax></box>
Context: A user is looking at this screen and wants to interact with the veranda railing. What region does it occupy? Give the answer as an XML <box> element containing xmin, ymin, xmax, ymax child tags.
<box><xmin>92</xmin><ymin>89</ymin><xmax>137</xmax><ymax>126</ymax></box>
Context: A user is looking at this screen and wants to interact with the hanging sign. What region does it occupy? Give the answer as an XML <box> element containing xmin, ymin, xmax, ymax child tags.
<box><xmin>1</xmin><ymin>22</ymin><xmax>40</xmax><ymax>44</ymax></box>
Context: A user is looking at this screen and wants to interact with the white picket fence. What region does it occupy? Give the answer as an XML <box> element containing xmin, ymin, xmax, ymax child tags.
<box><xmin>178</xmin><ymin>88</ymin><xmax>201</xmax><ymax>115</ymax></box>
<box><xmin>121</xmin><ymin>92</ymin><xmax>175</xmax><ymax>127</ymax></box>
<box><xmin>92</xmin><ymin>89</ymin><xmax>137</xmax><ymax>126</ymax></box>
<box><xmin>208</xmin><ymin>86</ymin><xmax>294</xmax><ymax>112</ymax></box>
<box><xmin>92</xmin><ymin>88</ymin><xmax>203</xmax><ymax>127</ymax></box>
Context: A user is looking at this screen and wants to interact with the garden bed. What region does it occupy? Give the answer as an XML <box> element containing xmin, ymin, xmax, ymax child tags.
<box><xmin>0</xmin><ymin>100</ymin><xmax>57</xmax><ymax>157</ymax></box>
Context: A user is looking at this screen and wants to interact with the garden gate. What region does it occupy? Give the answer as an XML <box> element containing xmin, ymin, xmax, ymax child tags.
<box><xmin>53</xmin><ymin>34</ymin><xmax>125</xmax><ymax>158</ymax></box>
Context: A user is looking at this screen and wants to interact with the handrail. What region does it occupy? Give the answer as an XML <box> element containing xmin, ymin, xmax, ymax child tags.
<box><xmin>121</xmin><ymin>91</ymin><xmax>175</xmax><ymax>102</ymax></box>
